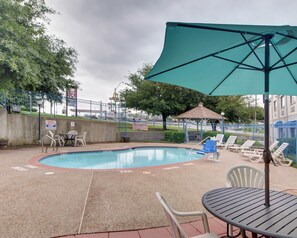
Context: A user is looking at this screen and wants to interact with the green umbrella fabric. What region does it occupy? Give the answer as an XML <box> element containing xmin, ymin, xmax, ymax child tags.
<box><xmin>146</xmin><ymin>22</ymin><xmax>297</xmax><ymax>96</ymax></box>
<box><xmin>146</xmin><ymin>22</ymin><xmax>297</xmax><ymax>206</ymax></box>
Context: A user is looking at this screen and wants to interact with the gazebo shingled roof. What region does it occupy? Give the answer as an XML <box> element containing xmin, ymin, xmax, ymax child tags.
<box><xmin>176</xmin><ymin>103</ymin><xmax>222</xmax><ymax>120</ymax></box>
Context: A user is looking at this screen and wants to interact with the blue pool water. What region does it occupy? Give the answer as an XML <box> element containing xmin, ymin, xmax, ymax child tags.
<box><xmin>39</xmin><ymin>147</ymin><xmax>203</xmax><ymax>169</ymax></box>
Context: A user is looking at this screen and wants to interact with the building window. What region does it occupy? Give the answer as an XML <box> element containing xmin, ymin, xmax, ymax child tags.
<box><xmin>273</xmin><ymin>100</ymin><xmax>277</xmax><ymax>111</ymax></box>
<box><xmin>280</xmin><ymin>96</ymin><xmax>285</xmax><ymax>109</ymax></box>
<box><xmin>290</xmin><ymin>96</ymin><xmax>296</xmax><ymax>105</ymax></box>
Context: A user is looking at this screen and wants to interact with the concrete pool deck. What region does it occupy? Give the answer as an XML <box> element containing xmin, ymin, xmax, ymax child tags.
<box><xmin>1</xmin><ymin>142</ymin><xmax>296</xmax><ymax>238</ymax></box>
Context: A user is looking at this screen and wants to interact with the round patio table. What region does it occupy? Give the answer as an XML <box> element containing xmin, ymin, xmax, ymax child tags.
<box><xmin>202</xmin><ymin>187</ymin><xmax>297</xmax><ymax>238</ymax></box>
<box><xmin>59</xmin><ymin>134</ymin><xmax>77</xmax><ymax>146</ymax></box>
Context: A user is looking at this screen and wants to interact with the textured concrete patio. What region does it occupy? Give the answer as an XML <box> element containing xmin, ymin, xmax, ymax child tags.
<box><xmin>0</xmin><ymin>142</ymin><xmax>296</xmax><ymax>238</ymax></box>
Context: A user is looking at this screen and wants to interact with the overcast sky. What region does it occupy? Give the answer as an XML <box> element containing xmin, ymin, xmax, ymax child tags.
<box><xmin>45</xmin><ymin>0</ymin><xmax>297</xmax><ymax>103</ymax></box>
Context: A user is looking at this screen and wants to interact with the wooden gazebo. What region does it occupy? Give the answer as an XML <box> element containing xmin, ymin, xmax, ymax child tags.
<box><xmin>176</xmin><ymin>103</ymin><xmax>224</xmax><ymax>141</ymax></box>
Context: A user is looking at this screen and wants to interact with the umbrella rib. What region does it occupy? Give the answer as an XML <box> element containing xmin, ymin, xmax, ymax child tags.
<box><xmin>212</xmin><ymin>55</ymin><xmax>261</xmax><ymax>71</ymax></box>
<box><xmin>240</xmin><ymin>33</ymin><xmax>264</xmax><ymax>68</ymax></box>
<box><xmin>146</xmin><ymin>36</ymin><xmax>263</xmax><ymax>79</ymax></box>
<box><xmin>272</xmin><ymin>61</ymin><xmax>297</xmax><ymax>71</ymax></box>
<box><xmin>171</xmin><ymin>22</ymin><xmax>264</xmax><ymax>37</ymax></box>
<box><xmin>237</xmin><ymin>67</ymin><xmax>260</xmax><ymax>71</ymax></box>
<box><xmin>270</xmin><ymin>42</ymin><xmax>297</xmax><ymax>84</ymax></box>
<box><xmin>270</xmin><ymin>47</ymin><xmax>297</xmax><ymax>68</ymax></box>
<box><xmin>209</xmin><ymin>39</ymin><xmax>266</xmax><ymax>95</ymax></box>
<box><xmin>276</xmin><ymin>32</ymin><xmax>297</xmax><ymax>41</ymax></box>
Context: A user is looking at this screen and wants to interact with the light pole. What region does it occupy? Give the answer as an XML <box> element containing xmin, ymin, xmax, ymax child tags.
<box><xmin>109</xmin><ymin>89</ymin><xmax>119</xmax><ymax>121</ymax></box>
<box><xmin>221</xmin><ymin>112</ymin><xmax>225</xmax><ymax>134</ymax></box>
<box><xmin>37</xmin><ymin>99</ymin><xmax>43</xmax><ymax>144</ymax></box>
<box><xmin>109</xmin><ymin>82</ymin><xmax>125</xmax><ymax>121</ymax></box>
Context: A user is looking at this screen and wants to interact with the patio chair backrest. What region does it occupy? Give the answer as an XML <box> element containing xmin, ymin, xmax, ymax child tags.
<box><xmin>203</xmin><ymin>140</ymin><xmax>217</xmax><ymax>153</ymax></box>
<box><xmin>48</xmin><ymin>130</ymin><xmax>55</xmax><ymax>138</ymax></box>
<box><xmin>82</xmin><ymin>131</ymin><xmax>87</xmax><ymax>140</ymax></box>
<box><xmin>156</xmin><ymin>192</ymin><xmax>210</xmax><ymax>238</ymax></box>
<box><xmin>226</xmin><ymin>165</ymin><xmax>264</xmax><ymax>188</ymax></box>
<box><xmin>67</xmin><ymin>130</ymin><xmax>78</xmax><ymax>139</ymax></box>
<box><xmin>47</xmin><ymin>130</ymin><xmax>64</xmax><ymax>147</ymax></box>
<box><xmin>156</xmin><ymin>193</ymin><xmax>189</xmax><ymax>238</ymax></box>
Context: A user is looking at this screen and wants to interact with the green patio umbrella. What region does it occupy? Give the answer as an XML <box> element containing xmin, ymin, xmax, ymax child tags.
<box><xmin>145</xmin><ymin>22</ymin><xmax>297</xmax><ymax>206</ymax></box>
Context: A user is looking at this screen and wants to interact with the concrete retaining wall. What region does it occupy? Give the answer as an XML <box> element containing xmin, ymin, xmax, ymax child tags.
<box><xmin>0</xmin><ymin>108</ymin><xmax>118</xmax><ymax>145</ymax></box>
<box><xmin>120</xmin><ymin>131</ymin><xmax>164</xmax><ymax>142</ymax></box>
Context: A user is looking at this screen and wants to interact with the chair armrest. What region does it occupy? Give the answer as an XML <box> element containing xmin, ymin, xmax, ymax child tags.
<box><xmin>172</xmin><ymin>209</ymin><xmax>210</xmax><ymax>233</ymax></box>
<box><xmin>171</xmin><ymin>209</ymin><xmax>206</xmax><ymax>217</ymax></box>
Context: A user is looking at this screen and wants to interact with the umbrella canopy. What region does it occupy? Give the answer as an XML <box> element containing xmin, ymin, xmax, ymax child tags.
<box><xmin>146</xmin><ymin>22</ymin><xmax>297</xmax><ymax>206</ymax></box>
<box><xmin>176</xmin><ymin>103</ymin><xmax>222</xmax><ymax>120</ymax></box>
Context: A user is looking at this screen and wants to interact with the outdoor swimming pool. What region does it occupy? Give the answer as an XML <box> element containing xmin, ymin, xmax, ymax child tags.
<box><xmin>39</xmin><ymin>147</ymin><xmax>203</xmax><ymax>169</ymax></box>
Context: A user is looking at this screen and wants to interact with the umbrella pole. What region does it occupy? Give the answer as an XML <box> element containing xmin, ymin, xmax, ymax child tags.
<box><xmin>263</xmin><ymin>34</ymin><xmax>273</xmax><ymax>207</ymax></box>
<box><xmin>263</xmin><ymin>96</ymin><xmax>271</xmax><ymax>207</ymax></box>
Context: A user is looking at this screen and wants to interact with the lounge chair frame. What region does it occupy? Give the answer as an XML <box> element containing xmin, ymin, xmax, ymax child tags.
<box><xmin>217</xmin><ymin>135</ymin><xmax>237</xmax><ymax>150</ymax></box>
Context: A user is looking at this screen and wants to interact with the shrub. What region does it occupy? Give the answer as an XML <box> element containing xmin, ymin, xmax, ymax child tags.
<box><xmin>164</xmin><ymin>131</ymin><xmax>185</xmax><ymax>143</ymax></box>
<box><xmin>201</xmin><ymin>131</ymin><xmax>218</xmax><ymax>139</ymax></box>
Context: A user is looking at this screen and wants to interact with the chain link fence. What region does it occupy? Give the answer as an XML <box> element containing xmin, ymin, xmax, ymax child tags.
<box><xmin>0</xmin><ymin>89</ymin><xmax>296</xmax><ymax>163</ymax></box>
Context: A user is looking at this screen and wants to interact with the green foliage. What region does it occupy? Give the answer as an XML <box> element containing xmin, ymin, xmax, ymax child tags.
<box><xmin>121</xmin><ymin>63</ymin><xmax>205</xmax><ymax>129</ymax></box>
<box><xmin>201</xmin><ymin>131</ymin><xmax>219</xmax><ymax>139</ymax></box>
<box><xmin>164</xmin><ymin>131</ymin><xmax>185</xmax><ymax>143</ymax></box>
<box><xmin>203</xmin><ymin>96</ymin><xmax>264</xmax><ymax>123</ymax></box>
<box><xmin>0</xmin><ymin>0</ymin><xmax>78</xmax><ymax>98</ymax></box>
<box><xmin>215</xmin><ymin>96</ymin><xmax>247</xmax><ymax>123</ymax></box>
<box><xmin>21</xmin><ymin>106</ymin><xmax>37</xmax><ymax>112</ymax></box>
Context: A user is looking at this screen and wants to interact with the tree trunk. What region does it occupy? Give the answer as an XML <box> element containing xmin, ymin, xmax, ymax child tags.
<box><xmin>162</xmin><ymin>114</ymin><xmax>167</xmax><ymax>130</ymax></box>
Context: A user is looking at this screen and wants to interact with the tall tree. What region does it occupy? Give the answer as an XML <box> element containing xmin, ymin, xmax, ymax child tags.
<box><xmin>0</xmin><ymin>0</ymin><xmax>78</xmax><ymax>100</ymax></box>
<box><xmin>215</xmin><ymin>96</ymin><xmax>248</xmax><ymax>122</ymax></box>
<box><xmin>121</xmin><ymin>63</ymin><xmax>205</xmax><ymax>129</ymax></box>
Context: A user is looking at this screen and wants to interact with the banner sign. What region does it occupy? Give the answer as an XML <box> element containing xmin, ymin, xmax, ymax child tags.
<box><xmin>45</xmin><ymin>120</ymin><xmax>57</xmax><ymax>130</ymax></box>
<box><xmin>67</xmin><ymin>88</ymin><xmax>77</xmax><ymax>107</ymax></box>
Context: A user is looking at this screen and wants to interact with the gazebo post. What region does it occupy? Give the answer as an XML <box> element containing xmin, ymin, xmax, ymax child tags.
<box><xmin>175</xmin><ymin>103</ymin><xmax>223</xmax><ymax>142</ymax></box>
<box><xmin>200</xmin><ymin>120</ymin><xmax>203</xmax><ymax>141</ymax></box>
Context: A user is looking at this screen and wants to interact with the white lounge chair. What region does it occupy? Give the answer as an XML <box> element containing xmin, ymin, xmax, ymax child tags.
<box><xmin>211</xmin><ymin>134</ymin><xmax>224</xmax><ymax>144</ymax></box>
<box><xmin>226</xmin><ymin>165</ymin><xmax>263</xmax><ymax>236</ymax></box>
<box><xmin>217</xmin><ymin>135</ymin><xmax>237</xmax><ymax>149</ymax></box>
<box><xmin>242</xmin><ymin>140</ymin><xmax>279</xmax><ymax>163</ymax></box>
<box><xmin>75</xmin><ymin>131</ymin><xmax>87</xmax><ymax>147</ymax></box>
<box><xmin>271</xmin><ymin>143</ymin><xmax>293</xmax><ymax>166</ymax></box>
<box><xmin>228</xmin><ymin>140</ymin><xmax>255</xmax><ymax>153</ymax></box>
<box><xmin>156</xmin><ymin>192</ymin><xmax>219</xmax><ymax>238</ymax></box>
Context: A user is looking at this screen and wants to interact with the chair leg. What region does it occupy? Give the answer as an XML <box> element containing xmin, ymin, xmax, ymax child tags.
<box><xmin>228</xmin><ymin>224</ymin><xmax>233</xmax><ymax>236</ymax></box>
<box><xmin>222</xmin><ymin>223</ymin><xmax>241</xmax><ymax>238</ymax></box>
